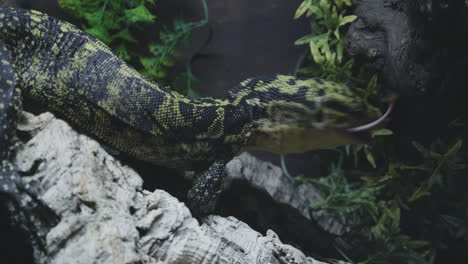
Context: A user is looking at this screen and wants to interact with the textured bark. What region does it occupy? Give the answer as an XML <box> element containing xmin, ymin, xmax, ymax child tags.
<box><xmin>7</xmin><ymin>111</ymin><xmax>346</xmax><ymax>264</ymax></box>
<box><xmin>345</xmin><ymin>0</ymin><xmax>466</xmax><ymax>95</ymax></box>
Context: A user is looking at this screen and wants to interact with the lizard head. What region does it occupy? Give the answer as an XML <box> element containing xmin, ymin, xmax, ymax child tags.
<box><xmin>235</xmin><ymin>75</ymin><xmax>386</xmax><ymax>154</ymax></box>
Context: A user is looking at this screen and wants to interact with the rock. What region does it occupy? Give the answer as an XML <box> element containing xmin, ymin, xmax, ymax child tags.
<box><xmin>9</xmin><ymin>111</ymin><xmax>344</xmax><ymax>264</ymax></box>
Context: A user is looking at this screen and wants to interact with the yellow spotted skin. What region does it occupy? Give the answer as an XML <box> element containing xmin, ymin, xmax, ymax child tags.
<box><xmin>0</xmin><ymin>7</ymin><xmax>381</xmax><ymax>216</ymax></box>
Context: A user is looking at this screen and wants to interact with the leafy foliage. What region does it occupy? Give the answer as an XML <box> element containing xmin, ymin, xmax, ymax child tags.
<box><xmin>58</xmin><ymin>0</ymin><xmax>207</xmax><ymax>94</ymax></box>
<box><xmin>140</xmin><ymin>18</ymin><xmax>206</xmax><ymax>81</ymax></box>
<box><xmin>294</xmin><ymin>0</ymin><xmax>356</xmax><ymax>81</ymax></box>
<box><xmin>292</xmin><ymin>0</ymin><xmax>468</xmax><ymax>263</ymax></box>
<box><xmin>297</xmin><ymin>162</ymin><xmax>380</xmax><ymax>225</ymax></box>
<box><xmin>299</xmin><ymin>132</ymin><xmax>468</xmax><ymax>263</ymax></box>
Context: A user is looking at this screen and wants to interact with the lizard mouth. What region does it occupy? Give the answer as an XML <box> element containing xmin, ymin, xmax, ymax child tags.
<box><xmin>342</xmin><ymin>99</ymin><xmax>395</xmax><ymax>143</ymax></box>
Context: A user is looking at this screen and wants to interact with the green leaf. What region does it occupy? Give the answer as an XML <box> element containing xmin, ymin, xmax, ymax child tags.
<box><xmin>309</xmin><ymin>41</ymin><xmax>325</xmax><ymax>64</ymax></box>
<box><xmin>321</xmin><ymin>42</ymin><xmax>334</xmax><ymax>63</ymax></box>
<box><xmin>111</xmin><ymin>28</ymin><xmax>137</xmax><ymax>42</ymax></box>
<box><xmin>83</xmin><ymin>10</ymin><xmax>106</xmax><ymax>26</ymax></box>
<box><xmin>331</xmin><ymin>6</ymin><xmax>338</xmax><ymax>21</ymax></box>
<box><xmin>297</xmin><ymin>65</ymin><xmax>323</xmax><ymax>76</ymax></box>
<box><xmin>85</xmin><ymin>26</ymin><xmax>112</xmax><ymax>44</ymax></box>
<box><xmin>139</xmin><ymin>57</ymin><xmax>155</xmax><ymax>69</ymax></box>
<box><xmin>366</xmin><ymin>75</ymin><xmax>378</xmax><ymax>95</ymax></box>
<box><xmin>294</xmin><ymin>33</ymin><xmax>328</xmax><ymax>45</ymax></box>
<box><xmin>449</xmin><ymin>117</ymin><xmax>468</xmax><ymax>128</ymax></box>
<box><xmin>342</xmin><ymin>0</ymin><xmax>352</xmax><ymax>6</ymax></box>
<box><xmin>114</xmin><ymin>43</ymin><xmax>131</xmax><ymax>60</ymax></box>
<box><xmin>333</xmin><ymin>27</ymin><xmax>340</xmax><ymax>39</ymax></box>
<box><xmin>294</xmin><ymin>0</ymin><xmax>311</xmax><ymax>19</ymax></box>
<box><xmin>161</xmin><ymin>57</ymin><xmax>175</xmax><ymax>67</ymax></box>
<box><xmin>409</xmin><ymin>183</ymin><xmax>431</xmax><ymax>202</ymax></box>
<box><xmin>343</xmin><ymin>59</ymin><xmax>354</xmax><ymax>70</ymax></box>
<box><xmin>338</xmin><ymin>15</ymin><xmax>358</xmax><ymax>27</ymax></box>
<box><xmin>310</xmin><ymin>21</ymin><xmax>323</xmax><ymax>34</ymax></box>
<box><xmin>430</xmin><ymin>151</ymin><xmax>443</xmax><ymax>160</ymax></box>
<box><xmin>140</xmin><ymin>57</ymin><xmax>167</xmax><ymax>79</ymax></box>
<box><xmin>412</xmin><ymin>141</ymin><xmax>429</xmax><ymax>155</ymax></box>
<box><xmin>336</xmin><ymin>39</ymin><xmax>344</xmax><ymax>62</ymax></box>
<box><xmin>364</xmin><ymin>146</ymin><xmax>377</xmax><ymax>168</ymax></box>
<box><xmin>442</xmin><ymin>214</ymin><xmax>464</xmax><ymax>224</ymax></box>
<box><xmin>319</xmin><ymin>0</ymin><xmax>330</xmax><ymax>11</ymax></box>
<box><xmin>352</xmin><ymin>144</ymin><xmax>364</xmax><ymax>166</ymax></box>
<box><xmin>371</xmin><ymin>129</ymin><xmax>394</xmax><ymax>137</ymax></box>
<box><xmin>124</xmin><ymin>4</ymin><xmax>156</xmax><ymax>24</ymax></box>
<box><xmin>308</xmin><ymin>5</ymin><xmax>324</xmax><ymax>18</ymax></box>
<box><xmin>335</xmin><ymin>0</ymin><xmax>343</xmax><ymax>9</ymax></box>
<box><xmin>444</xmin><ymin>140</ymin><xmax>462</xmax><ymax>159</ymax></box>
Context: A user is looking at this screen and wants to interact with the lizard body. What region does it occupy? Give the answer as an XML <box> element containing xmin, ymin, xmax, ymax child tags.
<box><xmin>0</xmin><ymin>7</ymin><xmax>381</xmax><ymax>218</ymax></box>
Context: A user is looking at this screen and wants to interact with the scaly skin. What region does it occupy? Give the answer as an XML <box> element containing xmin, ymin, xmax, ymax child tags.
<box><xmin>0</xmin><ymin>7</ymin><xmax>381</xmax><ymax>221</ymax></box>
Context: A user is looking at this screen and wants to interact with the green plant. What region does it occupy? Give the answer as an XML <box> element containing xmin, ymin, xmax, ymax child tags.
<box><xmin>139</xmin><ymin>18</ymin><xmax>205</xmax><ymax>81</ymax></box>
<box><xmin>58</xmin><ymin>0</ymin><xmax>208</xmax><ymax>94</ymax></box>
<box><xmin>291</xmin><ymin>0</ymin><xmax>468</xmax><ymax>263</ymax></box>
<box><xmin>293</xmin><ymin>0</ymin><xmax>381</xmax><ymax>103</ymax></box>
<box><xmin>58</xmin><ymin>0</ymin><xmax>157</xmax><ymax>57</ymax></box>
<box><xmin>294</xmin><ymin>0</ymin><xmax>357</xmax><ymax>81</ymax></box>
<box><xmin>296</xmin><ymin>161</ymin><xmax>380</xmax><ymax>225</ymax></box>
<box><xmin>297</xmin><ymin>131</ymin><xmax>467</xmax><ymax>263</ymax></box>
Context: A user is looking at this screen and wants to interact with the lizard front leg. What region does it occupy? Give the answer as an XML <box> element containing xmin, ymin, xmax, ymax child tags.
<box><xmin>187</xmin><ymin>160</ymin><xmax>227</xmax><ymax>216</ymax></box>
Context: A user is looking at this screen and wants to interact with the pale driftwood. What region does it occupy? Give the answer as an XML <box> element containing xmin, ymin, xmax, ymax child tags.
<box><xmin>221</xmin><ymin>153</ymin><xmax>349</xmax><ymax>259</ymax></box>
<box><xmin>10</xmin><ymin>112</ymin><xmax>345</xmax><ymax>264</ymax></box>
<box><xmin>226</xmin><ymin>153</ymin><xmax>346</xmax><ymax>236</ymax></box>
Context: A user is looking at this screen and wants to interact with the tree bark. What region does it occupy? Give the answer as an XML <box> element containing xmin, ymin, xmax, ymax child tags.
<box><xmin>345</xmin><ymin>0</ymin><xmax>467</xmax><ymax>96</ymax></box>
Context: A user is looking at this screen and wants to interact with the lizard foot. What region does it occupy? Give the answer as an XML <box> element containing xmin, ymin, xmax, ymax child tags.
<box><xmin>187</xmin><ymin>160</ymin><xmax>226</xmax><ymax>217</ymax></box>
